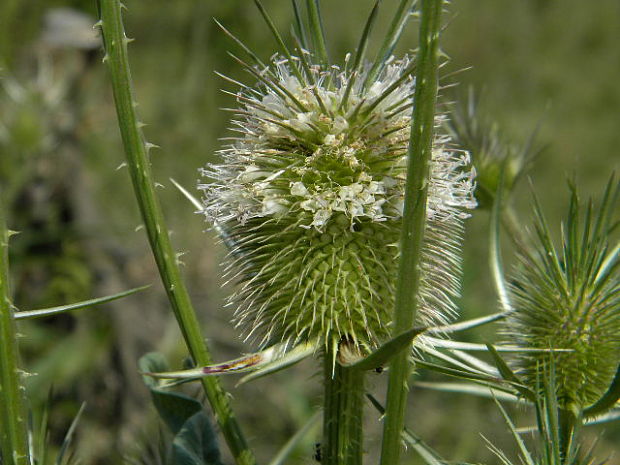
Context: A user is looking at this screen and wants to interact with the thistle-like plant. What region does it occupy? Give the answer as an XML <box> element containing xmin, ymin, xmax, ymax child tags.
<box><xmin>193</xmin><ymin>1</ymin><xmax>476</xmax><ymax>463</ymax></box>
<box><xmin>504</xmin><ymin>180</ymin><xmax>619</xmax><ymax>413</ymax></box>
<box><xmin>199</xmin><ymin>3</ymin><xmax>476</xmax><ymax>365</ymax></box>
<box><xmin>502</xmin><ymin>179</ymin><xmax>620</xmax><ymax>460</ymax></box>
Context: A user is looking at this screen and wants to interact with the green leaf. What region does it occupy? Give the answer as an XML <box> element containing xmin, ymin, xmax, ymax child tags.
<box><xmin>14</xmin><ymin>285</ymin><xmax>150</xmax><ymax>320</ymax></box>
<box><xmin>138</xmin><ymin>353</ymin><xmax>224</xmax><ymax>465</ymax></box>
<box><xmin>171</xmin><ymin>412</ymin><xmax>224</xmax><ymax>465</ymax></box>
<box><xmin>493</xmin><ymin>398</ymin><xmax>536</xmax><ymax>465</ymax></box>
<box><xmin>413</xmin><ymin>381</ymin><xmax>521</xmax><ymax>403</ymax></box>
<box><xmin>583</xmin><ymin>408</ymin><xmax>620</xmax><ymax>426</ymax></box>
<box><xmin>486</xmin><ymin>344</ymin><xmax>536</xmax><ymax>401</ymax></box>
<box><xmin>430</xmin><ymin>310</ymin><xmax>510</xmax><ymax>334</ymax></box>
<box><xmin>237</xmin><ymin>341</ymin><xmax>315</xmax><ymax>385</ymax></box>
<box><xmin>338</xmin><ymin>326</ymin><xmax>426</xmax><ymax>370</ymax></box>
<box><xmin>139</xmin><ymin>353</ymin><xmax>203</xmax><ymax>435</ymax></box>
<box><xmin>55</xmin><ymin>403</ymin><xmax>85</xmax><ymax>465</ymax></box>
<box><xmin>583</xmin><ymin>363</ymin><xmax>620</xmax><ymax>418</ymax></box>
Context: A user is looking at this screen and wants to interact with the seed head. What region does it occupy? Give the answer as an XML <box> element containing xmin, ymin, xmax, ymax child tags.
<box><xmin>504</xmin><ymin>181</ymin><xmax>620</xmax><ymax>413</ymax></box>
<box><xmin>200</xmin><ymin>53</ymin><xmax>476</xmax><ymax>354</ymax></box>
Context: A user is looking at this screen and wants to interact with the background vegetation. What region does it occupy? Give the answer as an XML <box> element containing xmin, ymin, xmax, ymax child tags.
<box><xmin>1</xmin><ymin>0</ymin><xmax>618</xmax><ymax>463</ymax></box>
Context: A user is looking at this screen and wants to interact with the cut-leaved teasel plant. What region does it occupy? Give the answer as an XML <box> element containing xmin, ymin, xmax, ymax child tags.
<box><xmin>153</xmin><ymin>0</ymin><xmax>475</xmax><ymax>463</ymax></box>
<box><xmin>503</xmin><ymin>178</ymin><xmax>620</xmax><ymax>459</ymax></box>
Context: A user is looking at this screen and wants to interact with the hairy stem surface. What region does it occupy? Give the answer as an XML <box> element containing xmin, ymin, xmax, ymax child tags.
<box><xmin>323</xmin><ymin>346</ymin><xmax>365</xmax><ymax>465</ymax></box>
<box><xmin>96</xmin><ymin>2</ymin><xmax>255</xmax><ymax>464</ymax></box>
<box><xmin>0</xmin><ymin>194</ymin><xmax>29</xmax><ymax>465</ymax></box>
<box><xmin>380</xmin><ymin>0</ymin><xmax>443</xmax><ymax>463</ymax></box>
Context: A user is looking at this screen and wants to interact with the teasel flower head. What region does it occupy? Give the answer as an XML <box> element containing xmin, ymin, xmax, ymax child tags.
<box><xmin>504</xmin><ymin>179</ymin><xmax>620</xmax><ymax>414</ymax></box>
<box><xmin>446</xmin><ymin>90</ymin><xmax>539</xmax><ymax>209</ymax></box>
<box><xmin>199</xmin><ymin>10</ymin><xmax>476</xmax><ymax>361</ymax></box>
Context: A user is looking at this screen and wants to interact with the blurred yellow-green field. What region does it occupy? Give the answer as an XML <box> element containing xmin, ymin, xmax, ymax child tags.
<box><xmin>1</xmin><ymin>0</ymin><xmax>618</xmax><ymax>463</ymax></box>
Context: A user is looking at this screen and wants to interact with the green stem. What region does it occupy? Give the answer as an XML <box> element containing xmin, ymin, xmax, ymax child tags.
<box><xmin>0</xmin><ymin>193</ymin><xmax>30</xmax><ymax>465</ymax></box>
<box><xmin>379</xmin><ymin>0</ymin><xmax>443</xmax><ymax>464</ymax></box>
<box><xmin>96</xmin><ymin>2</ymin><xmax>255</xmax><ymax>464</ymax></box>
<box><xmin>322</xmin><ymin>345</ymin><xmax>365</xmax><ymax>465</ymax></box>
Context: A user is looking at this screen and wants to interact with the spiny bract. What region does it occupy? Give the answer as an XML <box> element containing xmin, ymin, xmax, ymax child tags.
<box><xmin>200</xmin><ymin>52</ymin><xmax>476</xmax><ymax>354</ymax></box>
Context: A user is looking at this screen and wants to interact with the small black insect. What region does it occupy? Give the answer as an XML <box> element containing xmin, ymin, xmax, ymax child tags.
<box><xmin>374</xmin><ymin>366</ymin><xmax>384</xmax><ymax>374</ymax></box>
<box><xmin>314</xmin><ymin>442</ymin><xmax>322</xmax><ymax>462</ymax></box>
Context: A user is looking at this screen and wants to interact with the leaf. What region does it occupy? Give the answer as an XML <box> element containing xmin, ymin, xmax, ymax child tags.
<box><xmin>139</xmin><ymin>353</ymin><xmax>203</xmax><ymax>434</ymax></box>
<box><xmin>14</xmin><ymin>285</ymin><xmax>150</xmax><ymax>320</ymax></box>
<box><xmin>56</xmin><ymin>403</ymin><xmax>85</xmax><ymax>465</ymax></box>
<box><xmin>486</xmin><ymin>344</ymin><xmax>536</xmax><ymax>401</ymax></box>
<box><xmin>430</xmin><ymin>310</ymin><xmax>510</xmax><ymax>334</ymax></box>
<box><xmin>413</xmin><ymin>381</ymin><xmax>521</xmax><ymax>403</ymax></box>
<box><xmin>493</xmin><ymin>398</ymin><xmax>536</xmax><ymax>465</ymax></box>
<box><xmin>171</xmin><ymin>412</ymin><xmax>224</xmax><ymax>465</ymax></box>
<box><xmin>428</xmin><ymin>337</ymin><xmax>572</xmax><ymax>353</ymax></box>
<box><xmin>338</xmin><ymin>326</ymin><xmax>426</xmax><ymax>370</ymax></box>
<box><xmin>138</xmin><ymin>353</ymin><xmax>224</xmax><ymax>464</ymax></box>
<box><xmin>583</xmin><ymin>360</ymin><xmax>620</xmax><ymax>418</ymax></box>
<box><xmin>582</xmin><ymin>408</ymin><xmax>620</xmax><ymax>426</ymax></box>
<box><xmin>144</xmin><ymin>343</ymin><xmax>296</xmax><ymax>380</ymax></box>
<box><xmin>237</xmin><ymin>341</ymin><xmax>315</xmax><ymax>385</ymax></box>
<box><xmin>267</xmin><ymin>411</ymin><xmax>321</xmax><ymax>465</ymax></box>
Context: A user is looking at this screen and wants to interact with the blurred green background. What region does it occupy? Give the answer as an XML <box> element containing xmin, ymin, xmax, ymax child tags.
<box><xmin>1</xmin><ymin>0</ymin><xmax>618</xmax><ymax>463</ymax></box>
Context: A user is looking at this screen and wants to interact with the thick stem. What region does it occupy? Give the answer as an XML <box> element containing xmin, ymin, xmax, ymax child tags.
<box><xmin>96</xmin><ymin>2</ymin><xmax>255</xmax><ymax>464</ymax></box>
<box><xmin>322</xmin><ymin>345</ymin><xmax>365</xmax><ymax>465</ymax></box>
<box><xmin>379</xmin><ymin>0</ymin><xmax>443</xmax><ymax>463</ymax></box>
<box><xmin>0</xmin><ymin>194</ymin><xmax>30</xmax><ymax>465</ymax></box>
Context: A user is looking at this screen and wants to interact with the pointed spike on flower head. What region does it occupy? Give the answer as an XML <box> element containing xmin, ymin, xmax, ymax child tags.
<box><xmin>199</xmin><ymin>3</ymin><xmax>476</xmax><ymax>366</ymax></box>
<box><xmin>504</xmin><ymin>177</ymin><xmax>620</xmax><ymax>414</ymax></box>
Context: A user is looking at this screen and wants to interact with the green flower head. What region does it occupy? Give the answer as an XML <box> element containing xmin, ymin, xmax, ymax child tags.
<box><xmin>200</xmin><ymin>46</ymin><xmax>475</xmax><ymax>356</ymax></box>
<box><xmin>504</xmin><ymin>180</ymin><xmax>620</xmax><ymax>413</ymax></box>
